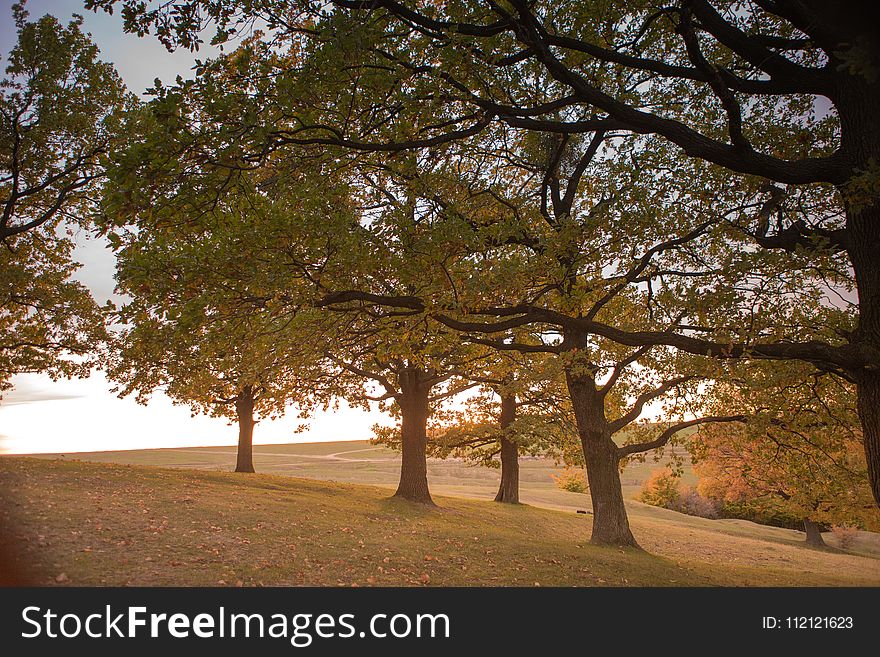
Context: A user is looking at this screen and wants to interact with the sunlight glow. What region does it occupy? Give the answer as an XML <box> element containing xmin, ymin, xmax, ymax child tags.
<box><xmin>0</xmin><ymin>372</ymin><xmax>390</xmax><ymax>455</ymax></box>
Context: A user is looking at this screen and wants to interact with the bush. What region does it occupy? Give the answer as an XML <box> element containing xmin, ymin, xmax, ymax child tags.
<box><xmin>639</xmin><ymin>468</ymin><xmax>681</xmax><ymax>508</ymax></box>
<box><xmin>640</xmin><ymin>468</ymin><xmax>719</xmax><ymax>519</ymax></box>
<box><xmin>552</xmin><ymin>469</ymin><xmax>589</xmax><ymax>494</ymax></box>
<box><xmin>671</xmin><ymin>487</ymin><xmax>719</xmax><ymax>519</ymax></box>
<box><xmin>831</xmin><ymin>525</ymin><xmax>858</xmax><ymax>551</ymax></box>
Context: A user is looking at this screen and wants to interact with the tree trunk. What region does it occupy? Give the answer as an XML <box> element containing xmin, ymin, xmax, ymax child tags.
<box><xmin>803</xmin><ymin>518</ymin><xmax>827</xmax><ymax>548</ymax></box>
<box><xmin>847</xmin><ymin>203</ymin><xmax>880</xmax><ymax>508</ymax></box>
<box><xmin>839</xmin><ymin>74</ymin><xmax>880</xmax><ymax>507</ymax></box>
<box><xmin>565</xmin><ymin>356</ymin><xmax>638</xmax><ymax>547</ymax></box>
<box><xmin>234</xmin><ymin>388</ymin><xmax>256</xmax><ymax>473</ymax></box>
<box><xmin>394</xmin><ymin>367</ymin><xmax>434</xmax><ymax>504</ymax></box>
<box><xmin>494</xmin><ymin>393</ymin><xmax>520</xmax><ymax>504</ymax></box>
<box><xmin>857</xmin><ymin>371</ymin><xmax>880</xmax><ymax>508</ymax></box>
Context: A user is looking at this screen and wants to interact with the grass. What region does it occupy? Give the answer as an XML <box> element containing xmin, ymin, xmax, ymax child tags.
<box><xmin>2</xmin><ymin>453</ymin><xmax>879</xmax><ymax>586</ymax></box>
<box><xmin>18</xmin><ymin>439</ymin><xmax>689</xmax><ymax>504</ymax></box>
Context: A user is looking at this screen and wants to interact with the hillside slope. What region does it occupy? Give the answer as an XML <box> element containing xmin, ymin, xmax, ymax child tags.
<box><xmin>1</xmin><ymin>457</ymin><xmax>878</xmax><ymax>586</ymax></box>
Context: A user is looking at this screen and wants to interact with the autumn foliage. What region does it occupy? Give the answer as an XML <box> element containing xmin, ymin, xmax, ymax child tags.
<box><xmin>552</xmin><ymin>469</ymin><xmax>589</xmax><ymax>494</ymax></box>
<box><xmin>691</xmin><ymin>364</ymin><xmax>880</xmax><ymax>532</ymax></box>
<box><xmin>639</xmin><ymin>468</ymin><xmax>719</xmax><ymax>519</ymax></box>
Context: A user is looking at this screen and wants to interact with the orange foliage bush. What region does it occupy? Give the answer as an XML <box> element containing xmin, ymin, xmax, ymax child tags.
<box><xmin>640</xmin><ymin>468</ymin><xmax>719</xmax><ymax>519</ymax></box>
<box><xmin>551</xmin><ymin>468</ymin><xmax>589</xmax><ymax>494</ymax></box>
<box><xmin>639</xmin><ymin>468</ymin><xmax>681</xmax><ymax>508</ymax></box>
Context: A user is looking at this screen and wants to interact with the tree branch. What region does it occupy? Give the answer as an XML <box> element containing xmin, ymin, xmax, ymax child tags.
<box><xmin>617</xmin><ymin>414</ymin><xmax>746</xmax><ymax>458</ymax></box>
<box><xmin>609</xmin><ymin>375</ymin><xmax>700</xmax><ymax>433</ymax></box>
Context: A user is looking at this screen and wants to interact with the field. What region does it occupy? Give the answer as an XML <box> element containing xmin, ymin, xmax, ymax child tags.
<box><xmin>1</xmin><ymin>441</ymin><xmax>880</xmax><ymax>587</ymax></box>
<box><xmin>17</xmin><ymin>439</ymin><xmax>687</xmax><ymax>511</ymax></box>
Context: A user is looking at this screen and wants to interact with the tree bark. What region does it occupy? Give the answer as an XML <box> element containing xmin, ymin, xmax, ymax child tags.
<box><xmin>803</xmin><ymin>518</ymin><xmax>827</xmax><ymax>548</ymax></box>
<box><xmin>494</xmin><ymin>393</ymin><xmax>520</xmax><ymax>503</ymax></box>
<box><xmin>394</xmin><ymin>367</ymin><xmax>434</xmax><ymax>504</ymax></box>
<box><xmin>848</xmin><ymin>207</ymin><xmax>880</xmax><ymax>506</ymax></box>
<box><xmin>857</xmin><ymin>371</ymin><xmax>880</xmax><ymax>507</ymax></box>
<box><xmin>234</xmin><ymin>387</ymin><xmax>256</xmax><ymax>473</ymax></box>
<box><xmin>565</xmin><ymin>353</ymin><xmax>638</xmax><ymax>547</ymax></box>
<box><xmin>840</xmin><ymin>71</ymin><xmax>880</xmax><ymax>507</ymax></box>
<box><xmin>847</xmin><ymin>203</ymin><xmax>880</xmax><ymax>506</ymax></box>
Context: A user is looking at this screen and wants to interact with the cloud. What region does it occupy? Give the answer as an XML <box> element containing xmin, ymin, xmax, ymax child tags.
<box><xmin>1</xmin><ymin>375</ymin><xmax>85</xmax><ymax>405</ymax></box>
<box><xmin>1</xmin><ymin>390</ymin><xmax>84</xmax><ymax>405</ymax></box>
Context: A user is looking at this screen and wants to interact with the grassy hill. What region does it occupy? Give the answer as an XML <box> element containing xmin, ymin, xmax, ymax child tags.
<box><xmin>2</xmin><ymin>453</ymin><xmax>879</xmax><ymax>586</ymax></box>
<box><xmin>14</xmin><ymin>438</ymin><xmax>694</xmax><ymax>508</ymax></box>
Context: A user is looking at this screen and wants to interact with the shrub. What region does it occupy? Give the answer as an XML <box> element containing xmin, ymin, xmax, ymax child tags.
<box><xmin>671</xmin><ymin>487</ymin><xmax>719</xmax><ymax>519</ymax></box>
<box><xmin>640</xmin><ymin>469</ymin><xmax>719</xmax><ymax>519</ymax></box>
<box><xmin>831</xmin><ymin>525</ymin><xmax>858</xmax><ymax>551</ymax></box>
<box><xmin>552</xmin><ymin>469</ymin><xmax>589</xmax><ymax>494</ymax></box>
<box><xmin>639</xmin><ymin>468</ymin><xmax>681</xmax><ymax>508</ymax></box>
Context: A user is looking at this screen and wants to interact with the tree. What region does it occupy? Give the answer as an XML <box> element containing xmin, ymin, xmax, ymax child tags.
<box><xmin>108</xmin><ymin>38</ymin><xmax>763</xmax><ymax>542</ymax></box>
<box><xmin>1</xmin><ymin>224</ymin><xmax>107</xmax><ymax>396</ymax></box>
<box><xmin>321</xmin><ymin>132</ymin><xmax>753</xmax><ymax>545</ymax></box>
<box><xmin>692</xmin><ymin>361</ymin><xmax>879</xmax><ymax>547</ymax></box>
<box><xmin>109</xmin><ymin>229</ymin><xmax>315</xmax><ymax>473</ymax></box>
<box><xmin>88</xmin><ymin>0</ymin><xmax>880</xmax><ymax>507</ymax></box>
<box><xmin>427</xmin><ymin>347</ymin><xmax>575</xmax><ymax>504</ymax></box>
<box><xmin>98</xmin><ymin>58</ymin><xmax>485</xmax><ymax>499</ymax></box>
<box><xmin>1</xmin><ymin>6</ymin><xmax>127</xmax><ymax>393</ymax></box>
<box><xmin>314</xmin><ymin>189</ymin><xmax>488</xmax><ymax>505</ymax></box>
<box><xmin>100</xmin><ymin>101</ymin><xmax>360</xmax><ymax>470</ymax></box>
<box><xmin>87</xmin><ymin>1</ymin><xmax>871</xmax><ymax>552</ymax></box>
<box><xmin>340</xmin><ymin>338</ymin><xmax>480</xmax><ymax>505</ymax></box>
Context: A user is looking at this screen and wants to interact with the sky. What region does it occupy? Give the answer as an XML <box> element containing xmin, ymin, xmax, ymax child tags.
<box><xmin>0</xmin><ymin>0</ymin><xmax>392</xmax><ymax>454</ymax></box>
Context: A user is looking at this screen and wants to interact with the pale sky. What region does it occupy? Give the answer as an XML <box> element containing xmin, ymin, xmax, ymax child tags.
<box><xmin>0</xmin><ymin>0</ymin><xmax>392</xmax><ymax>454</ymax></box>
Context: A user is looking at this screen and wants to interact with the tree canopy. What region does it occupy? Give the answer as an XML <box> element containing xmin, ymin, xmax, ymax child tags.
<box><xmin>1</xmin><ymin>6</ymin><xmax>128</xmax><ymax>394</ymax></box>
<box><xmin>693</xmin><ymin>360</ymin><xmax>879</xmax><ymax>536</ymax></box>
<box><xmin>85</xmin><ymin>0</ymin><xmax>880</xmax><ymax>510</ymax></box>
